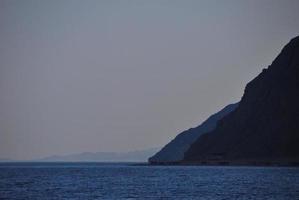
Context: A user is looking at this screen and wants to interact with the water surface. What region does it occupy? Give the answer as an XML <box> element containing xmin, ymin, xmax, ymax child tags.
<box><xmin>0</xmin><ymin>162</ymin><xmax>298</xmax><ymax>199</ymax></box>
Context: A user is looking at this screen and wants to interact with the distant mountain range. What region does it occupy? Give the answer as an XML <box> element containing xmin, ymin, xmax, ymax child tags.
<box><xmin>0</xmin><ymin>148</ymin><xmax>160</xmax><ymax>162</ymax></box>
<box><xmin>149</xmin><ymin>36</ymin><xmax>299</xmax><ymax>165</ymax></box>
<box><xmin>149</xmin><ymin>103</ymin><xmax>238</xmax><ymax>163</ymax></box>
<box><xmin>0</xmin><ymin>158</ymin><xmax>13</xmax><ymax>162</ymax></box>
<box><xmin>38</xmin><ymin>148</ymin><xmax>160</xmax><ymax>162</ymax></box>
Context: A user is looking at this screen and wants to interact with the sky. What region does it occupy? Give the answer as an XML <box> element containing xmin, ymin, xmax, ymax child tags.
<box><xmin>1</xmin><ymin>0</ymin><xmax>299</xmax><ymax>160</ymax></box>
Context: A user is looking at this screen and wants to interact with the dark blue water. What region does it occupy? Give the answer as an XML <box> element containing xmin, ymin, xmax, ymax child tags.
<box><xmin>0</xmin><ymin>163</ymin><xmax>299</xmax><ymax>200</ymax></box>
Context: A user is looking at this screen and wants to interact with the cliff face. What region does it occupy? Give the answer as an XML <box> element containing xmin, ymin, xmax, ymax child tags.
<box><xmin>184</xmin><ymin>36</ymin><xmax>299</xmax><ymax>162</ymax></box>
<box><xmin>148</xmin><ymin>103</ymin><xmax>238</xmax><ymax>163</ymax></box>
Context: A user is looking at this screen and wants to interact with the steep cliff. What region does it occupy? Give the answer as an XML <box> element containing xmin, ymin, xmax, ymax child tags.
<box><xmin>184</xmin><ymin>36</ymin><xmax>299</xmax><ymax>163</ymax></box>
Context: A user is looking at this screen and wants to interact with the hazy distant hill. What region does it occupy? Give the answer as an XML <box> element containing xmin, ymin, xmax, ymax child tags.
<box><xmin>38</xmin><ymin>148</ymin><xmax>159</xmax><ymax>162</ymax></box>
<box><xmin>148</xmin><ymin>103</ymin><xmax>238</xmax><ymax>163</ymax></box>
<box><xmin>0</xmin><ymin>158</ymin><xmax>13</xmax><ymax>162</ymax></box>
<box><xmin>184</xmin><ymin>36</ymin><xmax>299</xmax><ymax>163</ymax></box>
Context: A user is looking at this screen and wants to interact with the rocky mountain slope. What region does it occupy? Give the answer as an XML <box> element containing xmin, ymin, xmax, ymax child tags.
<box><xmin>149</xmin><ymin>103</ymin><xmax>238</xmax><ymax>163</ymax></box>
<box><xmin>184</xmin><ymin>36</ymin><xmax>299</xmax><ymax>163</ymax></box>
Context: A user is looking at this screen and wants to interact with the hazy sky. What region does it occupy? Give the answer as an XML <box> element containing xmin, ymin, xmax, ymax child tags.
<box><xmin>1</xmin><ymin>0</ymin><xmax>299</xmax><ymax>160</ymax></box>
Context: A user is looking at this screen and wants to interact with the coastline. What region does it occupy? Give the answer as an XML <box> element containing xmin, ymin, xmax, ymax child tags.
<box><xmin>148</xmin><ymin>159</ymin><xmax>299</xmax><ymax>167</ymax></box>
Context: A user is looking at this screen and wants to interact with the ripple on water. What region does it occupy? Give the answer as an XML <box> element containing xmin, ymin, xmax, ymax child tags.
<box><xmin>0</xmin><ymin>164</ymin><xmax>299</xmax><ymax>200</ymax></box>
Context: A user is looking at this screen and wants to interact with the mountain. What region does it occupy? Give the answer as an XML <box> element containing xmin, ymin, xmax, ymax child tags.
<box><xmin>184</xmin><ymin>36</ymin><xmax>299</xmax><ymax>164</ymax></box>
<box><xmin>0</xmin><ymin>158</ymin><xmax>13</xmax><ymax>162</ymax></box>
<box><xmin>148</xmin><ymin>103</ymin><xmax>238</xmax><ymax>163</ymax></box>
<box><xmin>39</xmin><ymin>148</ymin><xmax>159</xmax><ymax>162</ymax></box>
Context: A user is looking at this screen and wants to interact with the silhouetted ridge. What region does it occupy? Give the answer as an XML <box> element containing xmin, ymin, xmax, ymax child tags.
<box><xmin>184</xmin><ymin>36</ymin><xmax>299</xmax><ymax>162</ymax></box>
<box><xmin>148</xmin><ymin>103</ymin><xmax>238</xmax><ymax>163</ymax></box>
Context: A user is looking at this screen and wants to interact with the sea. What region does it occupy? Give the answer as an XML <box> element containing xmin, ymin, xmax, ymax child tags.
<box><xmin>0</xmin><ymin>162</ymin><xmax>299</xmax><ymax>200</ymax></box>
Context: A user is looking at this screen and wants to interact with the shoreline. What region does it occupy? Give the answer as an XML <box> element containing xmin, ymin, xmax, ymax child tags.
<box><xmin>1</xmin><ymin>161</ymin><xmax>298</xmax><ymax>167</ymax></box>
<box><xmin>147</xmin><ymin>159</ymin><xmax>299</xmax><ymax>167</ymax></box>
